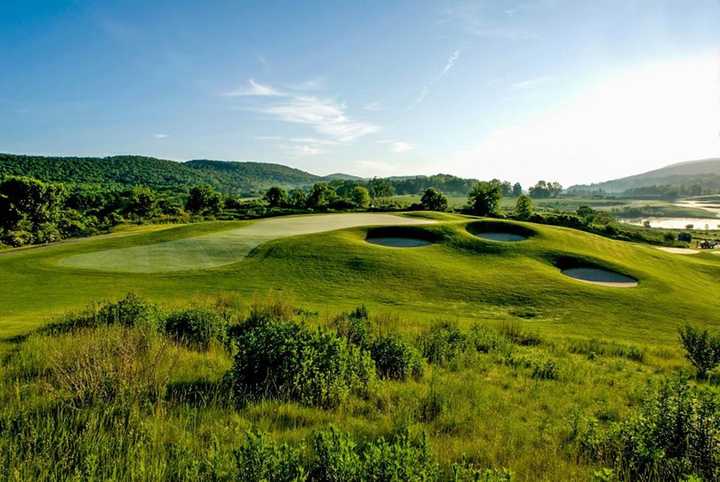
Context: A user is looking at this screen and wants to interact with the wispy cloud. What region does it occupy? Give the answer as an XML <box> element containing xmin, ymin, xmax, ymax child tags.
<box><xmin>410</xmin><ymin>49</ymin><xmax>461</xmax><ymax>109</ymax></box>
<box><xmin>444</xmin><ymin>5</ymin><xmax>536</xmax><ymax>41</ymax></box>
<box><xmin>260</xmin><ymin>95</ymin><xmax>379</xmax><ymax>142</ymax></box>
<box><xmin>223</xmin><ymin>79</ymin><xmax>286</xmax><ymax>97</ymax></box>
<box><xmin>286</xmin><ymin>77</ymin><xmax>326</xmax><ymax>92</ymax></box>
<box><xmin>510</xmin><ymin>75</ymin><xmax>553</xmax><ymax>90</ymax></box>
<box><xmin>153</xmin><ymin>133</ymin><xmax>168</xmax><ymax>139</ymax></box>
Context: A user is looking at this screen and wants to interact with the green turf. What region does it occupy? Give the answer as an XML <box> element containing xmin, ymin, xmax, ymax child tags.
<box><xmin>56</xmin><ymin>213</ymin><xmax>437</xmax><ymax>273</ymax></box>
<box><xmin>1</xmin><ymin>212</ymin><xmax>719</xmax><ymax>345</ymax></box>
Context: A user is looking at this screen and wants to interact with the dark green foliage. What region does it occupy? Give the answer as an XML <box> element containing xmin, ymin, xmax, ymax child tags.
<box><xmin>418</xmin><ymin>322</ymin><xmax>468</xmax><ymax>366</ymax></box>
<box><xmin>0</xmin><ymin>176</ymin><xmax>66</xmax><ymax>246</ymax></box>
<box><xmin>186</xmin><ymin>185</ymin><xmax>223</xmax><ymax>214</ymax></box>
<box><xmin>310</xmin><ymin>427</ymin><xmax>362</xmax><ymax>481</ymax></box>
<box><xmin>370</xmin><ymin>335</ymin><xmax>424</xmax><ymax>381</ymax></box>
<box><xmin>678</xmin><ymin>232</ymin><xmax>693</xmax><ymax>243</ymax></box>
<box><xmin>234</xmin><ymin>430</ymin><xmax>307</xmax><ymax>482</ymax></box>
<box><xmin>164</xmin><ymin>308</ymin><xmax>228</xmax><ymax>349</ymax></box>
<box><xmin>499</xmin><ymin>323</ymin><xmax>542</xmax><ymax>346</ymax></box>
<box><xmin>468</xmin><ymin>325</ymin><xmax>512</xmax><ymax>355</ymax></box>
<box><xmin>421</xmin><ymin>188</ymin><xmax>449</xmax><ymax>212</ymax></box>
<box><xmin>576</xmin><ymin>378</ymin><xmax>720</xmax><ymax>481</ymax></box>
<box><xmin>306</xmin><ymin>182</ymin><xmax>337</xmax><ymax>209</ymax></box>
<box><xmin>468</xmin><ymin>181</ymin><xmax>502</xmax><ymax>216</ymax></box>
<box><xmin>512</xmin><ymin>182</ymin><xmax>522</xmax><ymax>197</ymax></box>
<box><xmin>230</xmin><ymin>318</ymin><xmax>375</xmax><ymax>408</ymax></box>
<box><xmin>679</xmin><ymin>325</ymin><xmax>720</xmax><ymax>379</ymax></box>
<box><xmin>332</xmin><ymin>306</ymin><xmax>371</xmax><ymax>350</ymax></box>
<box><xmin>263</xmin><ymin>186</ymin><xmax>288</xmax><ymax>207</ymax></box>
<box><xmin>368</xmin><ymin>177</ymin><xmax>395</xmax><ymax>199</ymax></box>
<box><xmin>530</xmin><ymin>359</ymin><xmax>559</xmax><ymax>380</ymax></box>
<box><xmin>360</xmin><ymin>430</ymin><xmax>438</xmax><ymax>481</ymax></box>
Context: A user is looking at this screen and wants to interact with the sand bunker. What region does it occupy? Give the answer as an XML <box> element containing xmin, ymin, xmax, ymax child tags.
<box><xmin>656</xmin><ymin>247</ymin><xmax>699</xmax><ymax>255</ymax></box>
<box><xmin>562</xmin><ymin>268</ymin><xmax>638</xmax><ymax>288</ymax></box>
<box><xmin>473</xmin><ymin>232</ymin><xmax>527</xmax><ymax>242</ymax></box>
<box><xmin>366</xmin><ymin>237</ymin><xmax>432</xmax><ymax>248</ymax></box>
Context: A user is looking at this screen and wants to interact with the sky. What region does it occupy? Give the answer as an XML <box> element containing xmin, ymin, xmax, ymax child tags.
<box><xmin>1</xmin><ymin>0</ymin><xmax>719</xmax><ymax>187</ymax></box>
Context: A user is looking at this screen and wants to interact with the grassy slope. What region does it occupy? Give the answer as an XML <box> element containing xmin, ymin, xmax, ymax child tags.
<box><xmin>1</xmin><ymin>214</ymin><xmax>718</xmax><ymax>345</ymax></box>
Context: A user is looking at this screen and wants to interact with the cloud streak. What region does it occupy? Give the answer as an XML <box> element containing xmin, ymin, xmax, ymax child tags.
<box><xmin>410</xmin><ymin>49</ymin><xmax>461</xmax><ymax>109</ymax></box>
<box><xmin>223</xmin><ymin>79</ymin><xmax>286</xmax><ymax>97</ymax></box>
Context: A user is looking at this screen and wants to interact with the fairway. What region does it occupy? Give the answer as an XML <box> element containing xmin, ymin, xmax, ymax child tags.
<box><xmin>57</xmin><ymin>213</ymin><xmax>438</xmax><ymax>273</ymax></box>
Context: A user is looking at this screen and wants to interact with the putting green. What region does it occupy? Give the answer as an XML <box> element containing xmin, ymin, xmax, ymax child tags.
<box><xmin>57</xmin><ymin>213</ymin><xmax>437</xmax><ymax>273</ymax></box>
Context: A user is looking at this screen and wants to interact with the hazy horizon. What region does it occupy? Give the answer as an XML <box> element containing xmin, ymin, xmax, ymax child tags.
<box><xmin>2</xmin><ymin>1</ymin><xmax>719</xmax><ymax>186</ymax></box>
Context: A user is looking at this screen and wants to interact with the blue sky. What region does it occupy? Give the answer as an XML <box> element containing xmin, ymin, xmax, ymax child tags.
<box><xmin>1</xmin><ymin>0</ymin><xmax>719</xmax><ymax>186</ymax></box>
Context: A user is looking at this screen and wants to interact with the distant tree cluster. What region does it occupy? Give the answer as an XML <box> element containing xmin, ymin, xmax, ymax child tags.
<box><xmin>528</xmin><ymin>181</ymin><xmax>563</xmax><ymax>199</ymax></box>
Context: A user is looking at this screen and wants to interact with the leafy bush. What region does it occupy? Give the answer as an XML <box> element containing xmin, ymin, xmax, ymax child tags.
<box><xmin>530</xmin><ymin>359</ymin><xmax>559</xmax><ymax>380</ymax></box>
<box><xmin>679</xmin><ymin>324</ymin><xmax>720</xmax><ymax>379</ymax></box>
<box><xmin>370</xmin><ymin>335</ymin><xmax>424</xmax><ymax>381</ymax></box>
<box><xmin>468</xmin><ymin>324</ymin><xmax>513</xmax><ymax>355</ymax></box>
<box><xmin>310</xmin><ymin>427</ymin><xmax>362</xmax><ymax>481</ymax></box>
<box><xmin>418</xmin><ymin>322</ymin><xmax>468</xmax><ymax>366</ymax></box>
<box><xmin>234</xmin><ymin>430</ymin><xmax>307</xmax><ymax>482</ymax></box>
<box><xmin>361</xmin><ymin>430</ymin><xmax>438</xmax><ymax>481</ymax></box>
<box><xmin>164</xmin><ymin>308</ymin><xmax>227</xmax><ymax>349</ymax></box>
<box><xmin>46</xmin><ymin>293</ymin><xmax>160</xmax><ymax>333</ymax></box>
<box><xmin>576</xmin><ymin>378</ymin><xmax>720</xmax><ymax>481</ymax></box>
<box><xmin>230</xmin><ymin>319</ymin><xmax>375</xmax><ymax>408</ymax></box>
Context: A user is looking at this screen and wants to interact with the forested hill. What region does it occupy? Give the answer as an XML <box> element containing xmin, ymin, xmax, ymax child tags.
<box><xmin>0</xmin><ymin>154</ymin><xmax>324</xmax><ymax>195</ymax></box>
<box><xmin>568</xmin><ymin>158</ymin><xmax>720</xmax><ymax>196</ymax></box>
<box><xmin>0</xmin><ymin>153</ymin><xmax>480</xmax><ymax>195</ymax></box>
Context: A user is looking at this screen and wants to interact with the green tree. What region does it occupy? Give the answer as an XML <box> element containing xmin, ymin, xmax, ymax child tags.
<box><xmin>288</xmin><ymin>189</ymin><xmax>307</xmax><ymax>209</ymax></box>
<box><xmin>127</xmin><ymin>186</ymin><xmax>157</xmax><ymax>218</ymax></box>
<box><xmin>263</xmin><ymin>186</ymin><xmax>288</xmax><ymax>208</ymax></box>
<box><xmin>367</xmin><ymin>178</ymin><xmax>395</xmax><ymax>199</ymax></box>
<box><xmin>351</xmin><ymin>186</ymin><xmax>371</xmax><ymax>209</ymax></box>
<box><xmin>468</xmin><ymin>181</ymin><xmax>502</xmax><ymax>216</ymax></box>
<box><xmin>185</xmin><ymin>185</ymin><xmax>222</xmax><ymax>214</ymax></box>
<box><xmin>306</xmin><ymin>183</ymin><xmax>336</xmax><ymax>209</ymax></box>
<box><xmin>512</xmin><ymin>182</ymin><xmax>522</xmax><ymax>197</ymax></box>
<box><xmin>0</xmin><ymin>176</ymin><xmax>65</xmax><ymax>232</ymax></box>
<box><xmin>514</xmin><ymin>195</ymin><xmax>533</xmax><ymax>219</ymax></box>
<box><xmin>679</xmin><ymin>324</ymin><xmax>720</xmax><ymax>379</ymax></box>
<box><xmin>420</xmin><ymin>188</ymin><xmax>448</xmax><ymax>211</ymax></box>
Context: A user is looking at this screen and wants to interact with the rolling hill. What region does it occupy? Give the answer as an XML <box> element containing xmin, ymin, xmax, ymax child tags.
<box><xmin>569</xmin><ymin>158</ymin><xmax>720</xmax><ymax>194</ymax></box>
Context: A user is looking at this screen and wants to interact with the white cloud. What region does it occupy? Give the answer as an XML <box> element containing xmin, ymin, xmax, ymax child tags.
<box><xmin>410</xmin><ymin>49</ymin><xmax>461</xmax><ymax>109</ymax></box>
<box><xmin>446</xmin><ymin>54</ymin><xmax>720</xmax><ymax>186</ymax></box>
<box><xmin>444</xmin><ymin>4</ymin><xmax>535</xmax><ymax>40</ymax></box>
<box><xmin>363</xmin><ymin>101</ymin><xmax>383</xmax><ymax>111</ymax></box>
<box><xmin>260</xmin><ymin>95</ymin><xmax>379</xmax><ymax>142</ymax></box>
<box><xmin>296</xmin><ymin>145</ymin><xmax>323</xmax><ymax>156</ymax></box>
<box><xmin>153</xmin><ymin>133</ymin><xmax>168</xmax><ymax>139</ymax></box>
<box><xmin>223</xmin><ymin>79</ymin><xmax>286</xmax><ymax>97</ymax></box>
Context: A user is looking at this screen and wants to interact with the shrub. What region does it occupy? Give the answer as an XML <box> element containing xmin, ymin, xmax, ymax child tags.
<box><xmin>679</xmin><ymin>324</ymin><xmax>720</xmax><ymax>379</ymax></box>
<box><xmin>164</xmin><ymin>308</ymin><xmax>227</xmax><ymax>349</ymax></box>
<box><xmin>46</xmin><ymin>293</ymin><xmax>160</xmax><ymax>333</ymax></box>
<box><xmin>361</xmin><ymin>430</ymin><xmax>439</xmax><ymax>481</ymax></box>
<box><xmin>418</xmin><ymin>322</ymin><xmax>468</xmax><ymax>366</ymax></box>
<box><xmin>370</xmin><ymin>335</ymin><xmax>424</xmax><ymax>381</ymax></box>
<box><xmin>568</xmin><ymin>338</ymin><xmax>644</xmax><ymax>362</ymax></box>
<box><xmin>310</xmin><ymin>427</ymin><xmax>362</xmax><ymax>481</ymax></box>
<box><xmin>234</xmin><ymin>430</ymin><xmax>307</xmax><ymax>482</ymax></box>
<box><xmin>230</xmin><ymin>319</ymin><xmax>375</xmax><ymax>408</ymax></box>
<box><xmin>576</xmin><ymin>378</ymin><xmax>720</xmax><ymax>481</ymax></box>
<box><xmin>468</xmin><ymin>324</ymin><xmax>512</xmax><ymax>355</ymax></box>
<box><xmin>530</xmin><ymin>359</ymin><xmax>559</xmax><ymax>380</ymax></box>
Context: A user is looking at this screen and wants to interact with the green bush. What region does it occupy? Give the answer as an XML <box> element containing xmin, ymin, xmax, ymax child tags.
<box><xmin>576</xmin><ymin>378</ymin><xmax>720</xmax><ymax>481</ymax></box>
<box><xmin>418</xmin><ymin>322</ymin><xmax>468</xmax><ymax>366</ymax></box>
<box><xmin>234</xmin><ymin>430</ymin><xmax>307</xmax><ymax>482</ymax></box>
<box><xmin>468</xmin><ymin>324</ymin><xmax>513</xmax><ymax>355</ymax></box>
<box><xmin>370</xmin><ymin>335</ymin><xmax>424</xmax><ymax>381</ymax></box>
<box><xmin>499</xmin><ymin>323</ymin><xmax>542</xmax><ymax>346</ymax></box>
<box><xmin>310</xmin><ymin>427</ymin><xmax>362</xmax><ymax>481</ymax></box>
<box><xmin>164</xmin><ymin>308</ymin><xmax>227</xmax><ymax>349</ymax></box>
<box><xmin>530</xmin><ymin>359</ymin><xmax>559</xmax><ymax>380</ymax></box>
<box><xmin>361</xmin><ymin>430</ymin><xmax>438</xmax><ymax>481</ymax></box>
<box><xmin>47</xmin><ymin>293</ymin><xmax>159</xmax><ymax>333</ymax></box>
<box><xmin>230</xmin><ymin>319</ymin><xmax>375</xmax><ymax>408</ymax></box>
<box><xmin>568</xmin><ymin>338</ymin><xmax>644</xmax><ymax>362</ymax></box>
<box><xmin>679</xmin><ymin>324</ymin><xmax>720</xmax><ymax>379</ymax></box>
<box><xmin>332</xmin><ymin>306</ymin><xmax>371</xmax><ymax>349</ymax></box>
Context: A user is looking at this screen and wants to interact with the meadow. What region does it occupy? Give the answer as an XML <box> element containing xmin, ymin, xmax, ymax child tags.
<box><xmin>1</xmin><ymin>211</ymin><xmax>720</xmax><ymax>480</ymax></box>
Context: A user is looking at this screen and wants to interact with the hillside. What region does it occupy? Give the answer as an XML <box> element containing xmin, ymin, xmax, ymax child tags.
<box><xmin>0</xmin><ymin>153</ymin><xmax>325</xmax><ymax>195</ymax></box>
<box><xmin>569</xmin><ymin>158</ymin><xmax>720</xmax><ymax>195</ymax></box>
<box><xmin>0</xmin><ymin>153</ymin><xmax>478</xmax><ymax>196</ymax></box>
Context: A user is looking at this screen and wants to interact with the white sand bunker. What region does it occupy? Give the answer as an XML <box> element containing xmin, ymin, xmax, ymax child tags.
<box><xmin>474</xmin><ymin>232</ymin><xmax>527</xmax><ymax>242</ymax></box>
<box><xmin>656</xmin><ymin>247</ymin><xmax>699</xmax><ymax>255</ymax></box>
<box><xmin>562</xmin><ymin>268</ymin><xmax>638</xmax><ymax>288</ymax></box>
<box><xmin>366</xmin><ymin>237</ymin><xmax>432</xmax><ymax>248</ymax></box>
